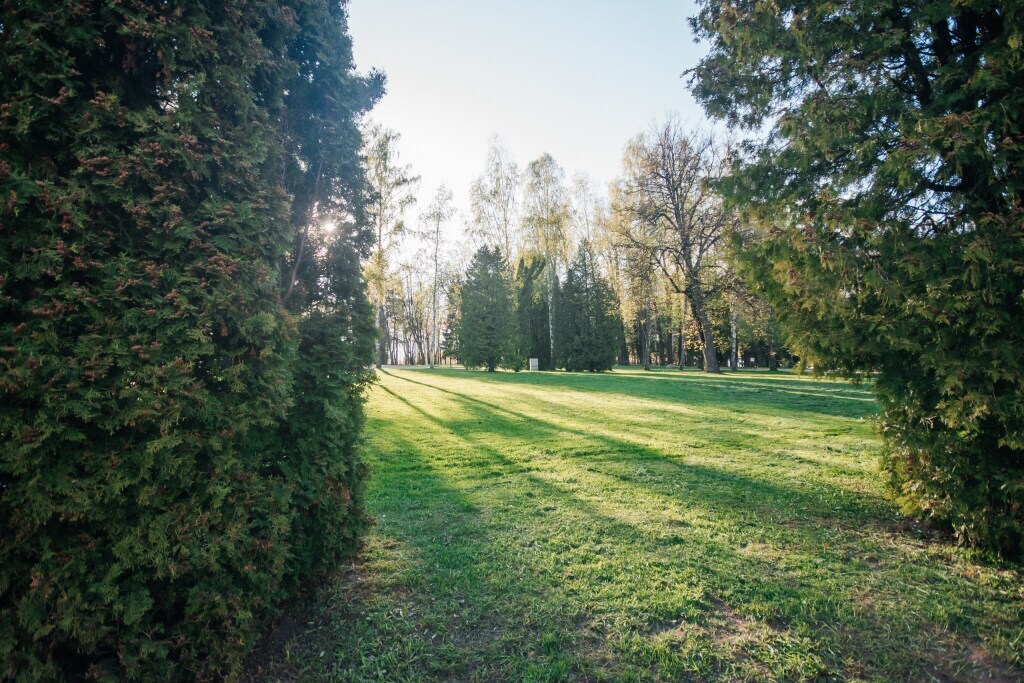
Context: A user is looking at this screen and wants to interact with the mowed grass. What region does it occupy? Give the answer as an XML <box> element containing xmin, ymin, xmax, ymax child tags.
<box><xmin>249</xmin><ymin>367</ymin><xmax>1023</xmax><ymax>682</ymax></box>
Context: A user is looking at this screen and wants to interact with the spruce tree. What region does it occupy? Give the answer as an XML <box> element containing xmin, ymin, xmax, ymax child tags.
<box><xmin>459</xmin><ymin>246</ymin><xmax>515</xmax><ymax>372</ymax></box>
<box><xmin>0</xmin><ymin>0</ymin><xmax>380</xmax><ymax>677</ymax></box>
<box><xmin>513</xmin><ymin>257</ymin><xmax>548</xmax><ymax>369</ymax></box>
<box><xmin>556</xmin><ymin>245</ymin><xmax>620</xmax><ymax>372</ymax></box>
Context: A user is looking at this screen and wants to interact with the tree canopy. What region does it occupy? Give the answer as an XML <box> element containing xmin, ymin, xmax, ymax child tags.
<box><xmin>690</xmin><ymin>0</ymin><xmax>1024</xmax><ymax>556</ymax></box>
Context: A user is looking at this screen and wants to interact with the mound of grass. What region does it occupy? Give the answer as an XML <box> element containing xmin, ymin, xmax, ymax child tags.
<box><xmin>249</xmin><ymin>368</ymin><xmax>1023</xmax><ymax>682</ymax></box>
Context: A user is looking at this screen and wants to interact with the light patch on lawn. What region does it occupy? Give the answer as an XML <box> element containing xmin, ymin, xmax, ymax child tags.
<box><xmin>247</xmin><ymin>367</ymin><xmax>1023</xmax><ymax>682</ymax></box>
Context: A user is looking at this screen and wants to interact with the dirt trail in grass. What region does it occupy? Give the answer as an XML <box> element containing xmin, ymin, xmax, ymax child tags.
<box><xmin>247</xmin><ymin>368</ymin><xmax>1023</xmax><ymax>682</ymax></box>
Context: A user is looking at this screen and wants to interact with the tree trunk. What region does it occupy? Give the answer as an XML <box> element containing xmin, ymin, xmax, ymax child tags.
<box><xmin>688</xmin><ymin>286</ymin><xmax>719</xmax><ymax>373</ymax></box>
<box><xmin>375</xmin><ymin>305</ymin><xmax>387</xmax><ymax>369</ymax></box>
<box><xmin>769</xmin><ymin>330</ymin><xmax>778</xmax><ymax>371</ymax></box>
<box><xmin>678</xmin><ymin>296</ymin><xmax>686</xmax><ymax>370</ymax></box>
<box><xmin>619</xmin><ymin>319</ymin><xmax>629</xmax><ymax>365</ymax></box>
<box><xmin>429</xmin><ymin>239</ymin><xmax>440</xmax><ymax>369</ymax></box>
<box><xmin>730</xmin><ymin>304</ymin><xmax>738</xmax><ymax>370</ymax></box>
<box><xmin>643</xmin><ymin>298</ymin><xmax>652</xmax><ymax>371</ymax></box>
<box><xmin>546</xmin><ymin>265</ymin><xmax>556</xmax><ymax>370</ymax></box>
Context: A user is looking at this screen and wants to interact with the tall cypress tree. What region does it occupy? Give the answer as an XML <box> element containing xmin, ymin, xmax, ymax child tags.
<box><xmin>0</xmin><ymin>1</ymin><xmax>380</xmax><ymax>677</ymax></box>
<box><xmin>459</xmin><ymin>246</ymin><xmax>515</xmax><ymax>372</ymax></box>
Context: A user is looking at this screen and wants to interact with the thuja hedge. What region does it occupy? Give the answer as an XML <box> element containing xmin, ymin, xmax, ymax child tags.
<box><xmin>0</xmin><ymin>1</ymin><xmax>381</xmax><ymax>678</ymax></box>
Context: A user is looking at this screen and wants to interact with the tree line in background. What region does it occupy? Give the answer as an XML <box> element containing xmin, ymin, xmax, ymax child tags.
<box><xmin>364</xmin><ymin>125</ymin><xmax>793</xmax><ymax>375</ymax></box>
<box><xmin>453</xmin><ymin>243</ymin><xmax>620</xmax><ymax>372</ymax></box>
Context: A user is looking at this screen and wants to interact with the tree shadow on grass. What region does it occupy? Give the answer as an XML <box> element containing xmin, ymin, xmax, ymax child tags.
<box><xmin>382</xmin><ymin>370</ymin><xmax>886</xmax><ymax>531</ymax></box>
<box><xmin>373</xmin><ymin>370</ymin><xmax>1022</xmax><ymax>681</ymax></box>
<box><xmin>397</xmin><ymin>366</ymin><xmax>878</xmax><ymax>423</ymax></box>
<box><xmin>370</xmin><ymin>385</ymin><xmax>806</xmax><ymax>679</ymax></box>
<box><xmin>247</xmin><ymin>412</ymin><xmax>536</xmax><ymax>681</ymax></box>
<box><xmin>252</xmin><ymin>370</ymin><xmax>1021</xmax><ymax>682</ymax></box>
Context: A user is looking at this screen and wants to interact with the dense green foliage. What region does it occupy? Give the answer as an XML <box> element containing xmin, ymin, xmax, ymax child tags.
<box><xmin>250</xmin><ymin>368</ymin><xmax>1023</xmax><ymax>681</ymax></box>
<box><xmin>555</xmin><ymin>245</ymin><xmax>620</xmax><ymax>371</ymax></box>
<box><xmin>440</xmin><ymin>275</ymin><xmax>463</xmax><ymax>363</ymax></box>
<box><xmin>456</xmin><ymin>246</ymin><xmax>613</xmax><ymax>374</ymax></box>
<box><xmin>0</xmin><ymin>0</ymin><xmax>379</xmax><ymax>678</ymax></box>
<box><xmin>458</xmin><ymin>246</ymin><xmax>515</xmax><ymax>371</ymax></box>
<box><xmin>512</xmin><ymin>257</ymin><xmax>552</xmax><ymax>370</ymax></box>
<box><xmin>691</xmin><ymin>0</ymin><xmax>1024</xmax><ymax>556</ymax></box>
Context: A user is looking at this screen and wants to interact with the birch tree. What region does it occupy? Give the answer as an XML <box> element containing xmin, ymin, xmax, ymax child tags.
<box><xmin>522</xmin><ymin>154</ymin><xmax>571</xmax><ymax>369</ymax></box>
<box><xmin>419</xmin><ymin>185</ymin><xmax>455</xmax><ymax>367</ymax></box>
<box><xmin>362</xmin><ymin>123</ymin><xmax>419</xmax><ymax>367</ymax></box>
<box><xmin>469</xmin><ymin>137</ymin><xmax>520</xmax><ymax>259</ymax></box>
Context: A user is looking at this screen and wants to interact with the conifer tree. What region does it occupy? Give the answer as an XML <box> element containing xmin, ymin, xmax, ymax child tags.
<box><xmin>690</xmin><ymin>0</ymin><xmax>1024</xmax><ymax>555</ymax></box>
<box><xmin>458</xmin><ymin>246</ymin><xmax>515</xmax><ymax>371</ymax></box>
<box><xmin>513</xmin><ymin>257</ymin><xmax>549</xmax><ymax>369</ymax></box>
<box><xmin>556</xmin><ymin>245</ymin><xmax>621</xmax><ymax>372</ymax></box>
<box><xmin>0</xmin><ymin>0</ymin><xmax>380</xmax><ymax>676</ymax></box>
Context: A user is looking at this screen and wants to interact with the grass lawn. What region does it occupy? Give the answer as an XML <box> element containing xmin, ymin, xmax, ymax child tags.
<box><xmin>248</xmin><ymin>367</ymin><xmax>1023</xmax><ymax>682</ymax></box>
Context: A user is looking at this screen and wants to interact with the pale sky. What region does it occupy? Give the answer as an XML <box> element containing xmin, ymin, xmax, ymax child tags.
<box><xmin>348</xmin><ymin>0</ymin><xmax>709</xmax><ymax>234</ymax></box>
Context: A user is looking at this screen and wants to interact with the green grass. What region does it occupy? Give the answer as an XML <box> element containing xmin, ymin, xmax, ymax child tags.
<box><xmin>249</xmin><ymin>367</ymin><xmax>1023</xmax><ymax>682</ymax></box>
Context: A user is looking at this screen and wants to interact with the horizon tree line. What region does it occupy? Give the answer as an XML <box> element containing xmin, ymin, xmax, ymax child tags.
<box><xmin>364</xmin><ymin>125</ymin><xmax>790</xmax><ymax>372</ymax></box>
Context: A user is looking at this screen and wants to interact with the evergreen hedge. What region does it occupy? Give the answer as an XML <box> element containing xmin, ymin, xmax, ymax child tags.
<box><xmin>0</xmin><ymin>0</ymin><xmax>380</xmax><ymax>678</ymax></box>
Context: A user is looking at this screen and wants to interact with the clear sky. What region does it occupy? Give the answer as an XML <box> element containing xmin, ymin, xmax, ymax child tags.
<box><xmin>347</xmin><ymin>0</ymin><xmax>709</xmax><ymax>228</ymax></box>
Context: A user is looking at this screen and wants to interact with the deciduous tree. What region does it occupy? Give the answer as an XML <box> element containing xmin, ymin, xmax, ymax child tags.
<box><xmin>470</xmin><ymin>137</ymin><xmax>520</xmax><ymax>259</ymax></box>
<box><xmin>522</xmin><ymin>154</ymin><xmax>571</xmax><ymax>369</ymax></box>
<box><xmin>616</xmin><ymin>123</ymin><xmax>735</xmax><ymax>373</ymax></box>
<box><xmin>419</xmin><ymin>185</ymin><xmax>454</xmax><ymax>367</ymax></box>
<box><xmin>363</xmin><ymin>123</ymin><xmax>418</xmax><ymax>368</ymax></box>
